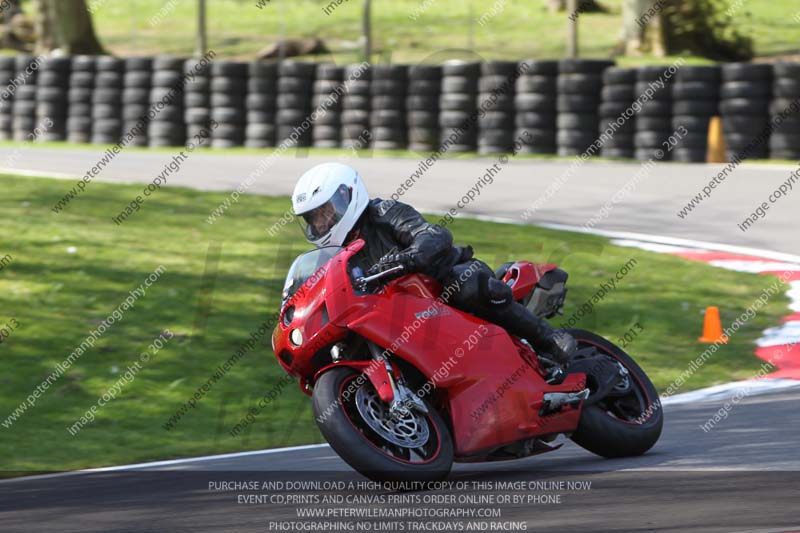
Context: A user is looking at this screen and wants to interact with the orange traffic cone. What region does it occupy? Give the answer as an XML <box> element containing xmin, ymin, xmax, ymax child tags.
<box><xmin>706</xmin><ymin>116</ymin><xmax>728</xmax><ymax>163</ymax></box>
<box><xmin>698</xmin><ymin>306</ymin><xmax>728</xmax><ymax>343</ymax></box>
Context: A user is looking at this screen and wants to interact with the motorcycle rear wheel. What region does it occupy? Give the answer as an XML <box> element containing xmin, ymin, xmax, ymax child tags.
<box><xmin>312</xmin><ymin>367</ymin><xmax>454</xmax><ymax>482</ymax></box>
<box><xmin>567</xmin><ymin>328</ymin><xmax>664</xmax><ymax>458</ymax></box>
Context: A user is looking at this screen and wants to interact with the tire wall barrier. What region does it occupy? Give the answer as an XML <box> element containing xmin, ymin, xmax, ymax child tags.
<box><xmin>311</xmin><ymin>63</ymin><xmax>343</xmax><ymax>149</ymax></box>
<box><xmin>671</xmin><ymin>66</ymin><xmax>720</xmax><ymax>162</ymax></box>
<box><xmin>599</xmin><ymin>67</ymin><xmax>636</xmax><ymax>159</ymax></box>
<box><xmin>149</xmin><ymin>56</ymin><xmax>184</xmax><ymax>147</ymax></box>
<box><xmin>720</xmin><ymin>63</ymin><xmax>772</xmax><ymax>161</ymax></box>
<box><xmin>124</xmin><ymin>56</ymin><xmax>152</xmax><ymax>147</ymax></box>
<box><xmin>407</xmin><ymin>64</ymin><xmax>441</xmax><ymax>152</ymax></box>
<box><xmin>185</xmin><ymin>57</ymin><xmax>210</xmax><ymax>148</ymax></box>
<box><xmin>0</xmin><ymin>55</ymin><xmax>796</xmax><ymax>162</ymax></box>
<box><xmin>0</xmin><ymin>56</ymin><xmax>13</xmax><ymax>140</ymax></box>
<box><xmin>515</xmin><ymin>60</ymin><xmax>558</xmax><ymax>155</ymax></box>
<box><xmin>440</xmin><ymin>60</ymin><xmax>480</xmax><ymax>153</ymax></box>
<box><xmin>557</xmin><ymin>59</ymin><xmax>613</xmax><ymax>157</ymax></box>
<box><xmin>210</xmin><ymin>60</ymin><xmax>248</xmax><ymax>149</ymax></box>
<box><xmin>12</xmin><ymin>55</ymin><xmax>39</xmax><ymax>141</ymax></box>
<box><xmin>771</xmin><ymin>63</ymin><xmax>800</xmax><ymax>160</ymax></box>
<box><xmin>634</xmin><ymin>65</ymin><xmax>674</xmax><ymax>162</ymax></box>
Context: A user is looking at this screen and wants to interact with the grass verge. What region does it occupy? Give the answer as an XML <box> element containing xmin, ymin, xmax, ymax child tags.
<box><xmin>82</xmin><ymin>0</ymin><xmax>797</xmax><ymax>63</ymax></box>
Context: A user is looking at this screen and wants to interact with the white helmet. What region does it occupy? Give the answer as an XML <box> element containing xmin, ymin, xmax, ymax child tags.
<box><xmin>292</xmin><ymin>163</ymin><xmax>369</xmax><ymax>247</ymax></box>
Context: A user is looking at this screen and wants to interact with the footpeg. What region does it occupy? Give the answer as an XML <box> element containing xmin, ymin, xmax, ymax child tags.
<box><xmin>540</xmin><ymin>388</ymin><xmax>590</xmax><ymax>416</ymax></box>
<box><xmin>545</xmin><ymin>366</ymin><xmax>565</xmax><ymax>384</ymax></box>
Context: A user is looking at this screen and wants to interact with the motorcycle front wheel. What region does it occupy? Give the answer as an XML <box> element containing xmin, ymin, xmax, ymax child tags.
<box><xmin>566</xmin><ymin>328</ymin><xmax>664</xmax><ymax>458</ymax></box>
<box><xmin>312</xmin><ymin>367</ymin><xmax>454</xmax><ymax>482</ymax></box>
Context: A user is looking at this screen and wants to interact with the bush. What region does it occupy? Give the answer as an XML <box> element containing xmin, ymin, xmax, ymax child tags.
<box><xmin>660</xmin><ymin>0</ymin><xmax>753</xmax><ymax>61</ymax></box>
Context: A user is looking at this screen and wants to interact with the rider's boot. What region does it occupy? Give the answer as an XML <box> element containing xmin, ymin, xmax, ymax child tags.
<box><xmin>482</xmin><ymin>274</ymin><xmax>577</xmax><ymax>365</ymax></box>
<box><xmin>500</xmin><ymin>301</ymin><xmax>578</xmax><ymax>365</ymax></box>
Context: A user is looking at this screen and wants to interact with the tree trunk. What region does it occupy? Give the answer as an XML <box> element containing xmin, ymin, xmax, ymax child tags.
<box><xmin>646</xmin><ymin>8</ymin><xmax>666</xmax><ymax>57</ymax></box>
<box><xmin>33</xmin><ymin>0</ymin><xmax>54</xmax><ymax>53</ymax></box>
<box><xmin>196</xmin><ymin>0</ymin><xmax>207</xmax><ymax>57</ymax></box>
<box><xmin>546</xmin><ymin>0</ymin><xmax>565</xmax><ymax>13</ymax></box>
<box><xmin>2</xmin><ymin>0</ymin><xmax>21</xmax><ymax>48</ymax></box>
<box><xmin>566</xmin><ymin>0</ymin><xmax>578</xmax><ymax>57</ymax></box>
<box><xmin>362</xmin><ymin>0</ymin><xmax>372</xmax><ymax>63</ymax></box>
<box><xmin>619</xmin><ymin>0</ymin><xmax>650</xmax><ymax>55</ymax></box>
<box><xmin>35</xmin><ymin>0</ymin><xmax>105</xmax><ymax>55</ymax></box>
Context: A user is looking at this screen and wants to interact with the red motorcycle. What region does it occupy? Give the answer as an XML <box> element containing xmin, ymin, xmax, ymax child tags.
<box><xmin>272</xmin><ymin>239</ymin><xmax>663</xmax><ymax>481</ymax></box>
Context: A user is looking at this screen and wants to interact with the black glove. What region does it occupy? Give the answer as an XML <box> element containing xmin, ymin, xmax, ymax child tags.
<box><xmin>547</xmin><ymin>329</ymin><xmax>578</xmax><ymax>365</ymax></box>
<box><xmin>367</xmin><ymin>252</ymin><xmax>416</xmax><ymax>276</ymax></box>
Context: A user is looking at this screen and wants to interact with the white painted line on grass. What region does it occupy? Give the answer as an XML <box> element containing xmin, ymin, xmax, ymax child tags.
<box><xmin>0</xmin><ymin>443</ymin><xmax>331</xmax><ymax>483</ymax></box>
<box><xmin>0</xmin><ymin>167</ymin><xmax>79</xmax><ymax>180</ymax></box>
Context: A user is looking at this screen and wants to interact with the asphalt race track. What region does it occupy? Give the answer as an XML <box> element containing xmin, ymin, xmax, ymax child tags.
<box><xmin>2</xmin><ymin>149</ymin><xmax>800</xmax><ymax>532</ymax></box>
<box><xmin>1</xmin><ymin>147</ymin><xmax>798</xmax><ymax>254</ymax></box>
<box><xmin>2</xmin><ymin>386</ymin><xmax>800</xmax><ymax>532</ymax></box>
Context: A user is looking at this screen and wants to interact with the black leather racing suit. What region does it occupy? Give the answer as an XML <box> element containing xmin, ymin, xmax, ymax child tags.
<box><xmin>348</xmin><ymin>198</ymin><xmax>575</xmax><ymax>363</ymax></box>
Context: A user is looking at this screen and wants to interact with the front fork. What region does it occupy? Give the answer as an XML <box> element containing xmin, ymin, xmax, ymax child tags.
<box><xmin>366</xmin><ymin>340</ymin><xmax>429</xmax><ymax>416</ymax></box>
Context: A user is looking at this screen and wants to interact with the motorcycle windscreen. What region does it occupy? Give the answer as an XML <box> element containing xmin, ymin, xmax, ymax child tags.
<box><xmin>282</xmin><ymin>246</ymin><xmax>341</xmax><ymax>304</ymax></box>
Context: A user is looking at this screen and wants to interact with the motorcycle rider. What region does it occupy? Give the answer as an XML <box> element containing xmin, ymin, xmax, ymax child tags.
<box><xmin>291</xmin><ymin>162</ymin><xmax>577</xmax><ymax>364</ymax></box>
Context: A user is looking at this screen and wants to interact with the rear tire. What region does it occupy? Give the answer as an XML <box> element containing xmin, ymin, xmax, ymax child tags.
<box><xmin>567</xmin><ymin>329</ymin><xmax>663</xmax><ymax>458</ymax></box>
<box><xmin>313</xmin><ymin>367</ymin><xmax>454</xmax><ymax>482</ymax></box>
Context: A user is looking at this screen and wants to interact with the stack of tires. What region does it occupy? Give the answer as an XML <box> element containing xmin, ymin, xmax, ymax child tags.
<box><xmin>12</xmin><ymin>55</ymin><xmax>37</xmax><ymax>141</ymax></box>
<box><xmin>719</xmin><ymin>63</ymin><xmax>772</xmax><ymax>161</ymax></box>
<box><xmin>769</xmin><ymin>64</ymin><xmax>800</xmax><ymax>160</ymax></box>
<box><xmin>477</xmin><ymin>61</ymin><xmax>518</xmax><ymax>154</ymax></box>
<box><xmin>598</xmin><ymin>67</ymin><xmax>637</xmax><ymax>159</ymax></box>
<box><xmin>149</xmin><ymin>56</ymin><xmax>185</xmax><ymax>147</ymax></box>
<box><xmin>439</xmin><ymin>61</ymin><xmax>480</xmax><ymax>152</ymax></box>
<box><xmin>406</xmin><ymin>65</ymin><xmax>441</xmax><ymax>152</ymax></box>
<box><xmin>340</xmin><ymin>64</ymin><xmax>371</xmax><ymax>150</ymax></box>
<box><xmin>245</xmin><ymin>62</ymin><xmax>277</xmax><ymax>148</ymax></box>
<box><xmin>122</xmin><ymin>57</ymin><xmax>153</xmax><ymax>147</ymax></box>
<box><xmin>66</xmin><ymin>56</ymin><xmax>95</xmax><ymax>144</ymax></box>
<box><xmin>36</xmin><ymin>57</ymin><xmax>70</xmax><ymax>142</ymax></box>
<box><xmin>183</xmin><ymin>57</ymin><xmax>210</xmax><ymax>147</ymax></box>
<box><xmin>670</xmin><ymin>66</ymin><xmax>720</xmax><ymax>162</ymax></box>
<box><xmin>210</xmin><ymin>61</ymin><xmax>247</xmax><ymax>148</ymax></box>
<box><xmin>370</xmin><ymin>65</ymin><xmax>407</xmax><ymax>150</ymax></box>
<box><xmin>311</xmin><ymin>64</ymin><xmax>343</xmax><ymax>149</ymax></box>
<box><xmin>276</xmin><ymin>62</ymin><xmax>315</xmax><ymax>148</ymax></box>
<box><xmin>514</xmin><ymin>60</ymin><xmax>558</xmax><ymax>155</ymax></box>
<box><xmin>633</xmin><ymin>66</ymin><xmax>674</xmax><ymax>161</ymax></box>
<box><xmin>0</xmin><ymin>57</ymin><xmax>13</xmax><ymax>140</ymax></box>
<box><xmin>556</xmin><ymin>59</ymin><xmax>612</xmax><ymax>156</ymax></box>
<box><xmin>92</xmin><ymin>56</ymin><xmax>124</xmax><ymax>145</ymax></box>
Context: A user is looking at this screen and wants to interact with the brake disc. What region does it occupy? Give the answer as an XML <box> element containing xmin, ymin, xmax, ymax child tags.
<box><xmin>354</xmin><ymin>384</ymin><xmax>430</xmax><ymax>448</ymax></box>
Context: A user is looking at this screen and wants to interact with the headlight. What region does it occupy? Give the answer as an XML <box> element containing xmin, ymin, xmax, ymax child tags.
<box><xmin>290</xmin><ymin>328</ymin><xmax>303</xmax><ymax>346</ymax></box>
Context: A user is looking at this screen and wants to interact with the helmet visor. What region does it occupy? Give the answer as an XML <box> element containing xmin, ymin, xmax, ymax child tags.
<box><xmin>298</xmin><ymin>184</ymin><xmax>352</xmax><ymax>241</ymax></box>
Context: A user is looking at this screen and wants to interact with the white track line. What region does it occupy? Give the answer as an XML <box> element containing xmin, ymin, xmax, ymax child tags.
<box><xmin>430</xmin><ymin>214</ymin><xmax>800</xmax><ymax>264</ymax></box>
<box><xmin>707</xmin><ymin>259</ymin><xmax>800</xmax><ymax>273</ymax></box>
<box><xmin>535</xmin><ymin>221</ymin><xmax>800</xmax><ymax>264</ymax></box>
<box><xmin>660</xmin><ymin>378</ymin><xmax>800</xmax><ymax>405</ymax></box>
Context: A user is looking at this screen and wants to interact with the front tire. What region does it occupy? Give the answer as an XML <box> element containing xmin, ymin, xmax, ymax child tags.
<box><xmin>567</xmin><ymin>329</ymin><xmax>663</xmax><ymax>458</ymax></box>
<box><xmin>312</xmin><ymin>367</ymin><xmax>454</xmax><ymax>482</ymax></box>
